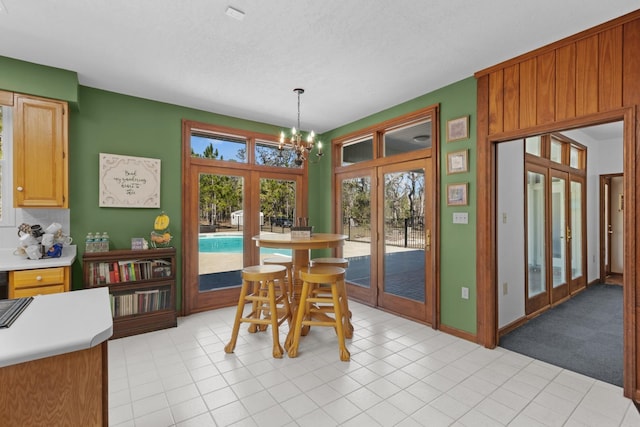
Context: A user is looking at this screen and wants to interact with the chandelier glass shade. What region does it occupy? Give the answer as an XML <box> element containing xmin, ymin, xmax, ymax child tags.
<box><xmin>278</xmin><ymin>88</ymin><xmax>323</xmax><ymax>166</ymax></box>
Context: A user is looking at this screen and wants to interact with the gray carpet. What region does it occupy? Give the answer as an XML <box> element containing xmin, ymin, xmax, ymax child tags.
<box><xmin>499</xmin><ymin>284</ymin><xmax>623</xmax><ymax>386</ymax></box>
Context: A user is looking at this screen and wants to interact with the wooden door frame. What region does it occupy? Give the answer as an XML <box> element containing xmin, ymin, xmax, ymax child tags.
<box><xmin>600</xmin><ymin>173</ymin><xmax>625</xmax><ymax>282</ymax></box>
<box><xmin>600</xmin><ymin>174</ymin><xmax>616</xmax><ymax>282</ymax></box>
<box><xmin>568</xmin><ymin>174</ymin><xmax>587</xmax><ymax>294</ymax></box>
<box><xmin>181</xmin><ymin>119</ymin><xmax>307</xmax><ymax>316</ymax></box>
<box><xmin>334</xmin><ymin>168</ymin><xmax>378</xmax><ymax>307</ymax></box>
<box><xmin>476</xmin><ymin>106</ymin><xmax>636</xmax><ymax>398</ymax></box>
<box><xmin>376</xmin><ymin>159</ymin><xmax>433</xmax><ymax>323</ymax></box>
<box><xmin>523</xmin><ymin>163</ymin><xmax>551</xmax><ymax>315</ymax></box>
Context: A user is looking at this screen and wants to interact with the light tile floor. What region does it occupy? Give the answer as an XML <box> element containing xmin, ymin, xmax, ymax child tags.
<box><xmin>108</xmin><ymin>302</ymin><xmax>640</xmax><ymax>426</ymax></box>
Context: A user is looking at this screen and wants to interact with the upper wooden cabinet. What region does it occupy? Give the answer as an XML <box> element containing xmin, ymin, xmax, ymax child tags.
<box><xmin>13</xmin><ymin>94</ymin><xmax>68</xmax><ymax>208</ymax></box>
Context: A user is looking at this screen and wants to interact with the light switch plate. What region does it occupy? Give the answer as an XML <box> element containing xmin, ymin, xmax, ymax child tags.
<box><xmin>453</xmin><ymin>212</ymin><xmax>468</xmax><ymax>224</ymax></box>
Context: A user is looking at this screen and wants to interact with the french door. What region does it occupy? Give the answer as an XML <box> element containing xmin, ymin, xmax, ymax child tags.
<box><xmin>183</xmin><ymin>164</ymin><xmax>302</xmax><ymax>314</ymax></box>
<box><xmin>337</xmin><ymin>158</ymin><xmax>433</xmax><ymax>323</ymax></box>
<box><xmin>378</xmin><ymin>160</ymin><xmax>431</xmax><ymax>320</ymax></box>
<box><xmin>525</xmin><ymin>165</ymin><xmax>585</xmax><ymax>314</ymax></box>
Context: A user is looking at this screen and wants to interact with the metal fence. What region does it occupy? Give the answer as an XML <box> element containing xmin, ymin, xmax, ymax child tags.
<box><xmin>344</xmin><ymin>216</ymin><xmax>425</xmax><ymax>249</ymax></box>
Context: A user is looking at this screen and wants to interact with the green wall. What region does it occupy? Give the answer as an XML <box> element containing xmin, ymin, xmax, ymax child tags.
<box><xmin>2</xmin><ymin>55</ymin><xmax>479</xmax><ymax>334</ymax></box>
<box><xmin>0</xmin><ymin>56</ymin><xmax>79</xmax><ymax>108</ymax></box>
<box><xmin>318</xmin><ymin>77</ymin><xmax>477</xmax><ymax>334</ymax></box>
<box><xmin>69</xmin><ymin>87</ymin><xmax>284</xmax><ymax>306</ymax></box>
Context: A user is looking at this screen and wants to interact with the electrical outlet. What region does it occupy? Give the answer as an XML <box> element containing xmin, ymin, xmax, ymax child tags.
<box><xmin>502</xmin><ymin>282</ymin><xmax>508</xmax><ymax>295</ymax></box>
<box><xmin>461</xmin><ymin>287</ymin><xmax>469</xmax><ymax>299</ymax></box>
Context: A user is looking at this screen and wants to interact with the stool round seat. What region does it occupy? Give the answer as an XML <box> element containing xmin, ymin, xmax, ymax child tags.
<box><xmin>311</xmin><ymin>257</ymin><xmax>349</xmax><ymax>268</ymax></box>
<box><xmin>300</xmin><ymin>265</ymin><xmax>345</xmax><ymax>282</ymax></box>
<box><xmin>242</xmin><ymin>264</ymin><xmax>286</xmax><ymax>281</ymax></box>
<box><xmin>263</xmin><ymin>256</ymin><xmax>293</xmax><ymax>267</ymax></box>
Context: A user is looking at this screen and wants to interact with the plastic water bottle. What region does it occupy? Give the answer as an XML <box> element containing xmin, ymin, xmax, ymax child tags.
<box><xmin>85</xmin><ymin>233</ymin><xmax>94</xmax><ymax>253</ymax></box>
<box><xmin>101</xmin><ymin>232</ymin><xmax>110</xmax><ymax>252</ymax></box>
<box><xmin>94</xmin><ymin>232</ymin><xmax>101</xmax><ymax>252</ymax></box>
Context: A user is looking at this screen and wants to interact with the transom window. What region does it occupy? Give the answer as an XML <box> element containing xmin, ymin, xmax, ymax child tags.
<box><xmin>191</xmin><ymin>132</ymin><xmax>247</xmax><ymax>162</ymax></box>
<box><xmin>337</xmin><ymin>106</ymin><xmax>435</xmax><ymax>167</ymax></box>
<box><xmin>525</xmin><ymin>133</ymin><xmax>585</xmax><ymax>170</ymax></box>
<box><xmin>189</xmin><ymin>125</ymin><xmax>301</xmax><ymax>169</ymax></box>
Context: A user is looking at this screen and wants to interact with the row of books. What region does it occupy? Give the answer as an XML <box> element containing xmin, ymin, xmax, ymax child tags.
<box><xmin>87</xmin><ymin>259</ymin><xmax>172</xmax><ymax>286</ymax></box>
<box><xmin>110</xmin><ymin>288</ymin><xmax>171</xmax><ymax>317</ymax></box>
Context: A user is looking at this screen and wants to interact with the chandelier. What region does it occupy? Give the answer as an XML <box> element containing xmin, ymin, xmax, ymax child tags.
<box><xmin>278</xmin><ymin>88</ymin><xmax>323</xmax><ymax>166</ymax></box>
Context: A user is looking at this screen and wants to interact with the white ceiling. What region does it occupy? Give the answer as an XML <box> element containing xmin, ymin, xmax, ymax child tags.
<box><xmin>0</xmin><ymin>1</ymin><xmax>636</xmax><ymax>133</ymax></box>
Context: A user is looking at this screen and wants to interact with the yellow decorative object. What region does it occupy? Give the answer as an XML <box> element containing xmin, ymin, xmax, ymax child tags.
<box><xmin>150</xmin><ymin>230</ymin><xmax>172</xmax><ymax>247</ymax></box>
<box><xmin>151</xmin><ymin>211</ymin><xmax>172</xmax><ymax>248</ymax></box>
<box><xmin>154</xmin><ymin>212</ymin><xmax>170</xmax><ymax>231</ymax></box>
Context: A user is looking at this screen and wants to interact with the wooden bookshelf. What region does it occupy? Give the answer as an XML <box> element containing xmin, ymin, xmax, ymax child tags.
<box><xmin>82</xmin><ymin>248</ymin><xmax>177</xmax><ymax>339</ymax></box>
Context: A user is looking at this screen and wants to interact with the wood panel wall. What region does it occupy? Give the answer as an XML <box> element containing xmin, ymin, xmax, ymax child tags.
<box><xmin>475</xmin><ymin>9</ymin><xmax>640</xmax><ymax>401</ymax></box>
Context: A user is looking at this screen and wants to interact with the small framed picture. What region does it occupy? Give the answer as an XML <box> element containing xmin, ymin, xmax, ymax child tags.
<box><xmin>447</xmin><ymin>149</ymin><xmax>469</xmax><ymax>174</ymax></box>
<box><xmin>131</xmin><ymin>237</ymin><xmax>146</xmax><ymax>250</ymax></box>
<box><xmin>446</xmin><ymin>116</ymin><xmax>469</xmax><ymax>142</ymax></box>
<box><xmin>447</xmin><ymin>183</ymin><xmax>468</xmax><ymax>206</ymax></box>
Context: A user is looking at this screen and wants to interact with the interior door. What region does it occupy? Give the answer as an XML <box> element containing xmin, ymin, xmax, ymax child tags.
<box><xmin>609</xmin><ymin>175</ymin><xmax>624</xmax><ymax>275</ymax></box>
<box><xmin>377</xmin><ymin>159</ymin><xmax>431</xmax><ymax>321</ymax></box>
<box><xmin>550</xmin><ymin>170</ymin><xmax>569</xmax><ymax>303</ymax></box>
<box><xmin>569</xmin><ymin>175</ymin><xmax>586</xmax><ymax>293</ymax></box>
<box><xmin>525</xmin><ymin>164</ymin><xmax>549</xmax><ymax>314</ymax></box>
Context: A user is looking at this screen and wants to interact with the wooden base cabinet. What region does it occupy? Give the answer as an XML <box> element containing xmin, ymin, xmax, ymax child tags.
<box><xmin>9</xmin><ymin>266</ymin><xmax>70</xmax><ymax>298</ymax></box>
<box><xmin>82</xmin><ymin>248</ymin><xmax>177</xmax><ymax>339</ymax></box>
<box><xmin>0</xmin><ymin>342</ymin><xmax>108</xmax><ymax>427</ymax></box>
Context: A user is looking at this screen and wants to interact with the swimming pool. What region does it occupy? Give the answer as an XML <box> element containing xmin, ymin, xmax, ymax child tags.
<box><xmin>199</xmin><ymin>234</ymin><xmax>291</xmax><ymax>256</ymax></box>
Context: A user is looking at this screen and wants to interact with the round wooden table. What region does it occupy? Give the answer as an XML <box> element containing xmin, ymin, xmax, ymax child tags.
<box><xmin>252</xmin><ymin>233</ymin><xmax>348</xmax><ymax>278</ymax></box>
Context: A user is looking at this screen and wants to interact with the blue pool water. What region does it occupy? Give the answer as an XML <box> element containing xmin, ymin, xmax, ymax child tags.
<box><xmin>199</xmin><ymin>235</ymin><xmax>291</xmax><ymax>256</ymax></box>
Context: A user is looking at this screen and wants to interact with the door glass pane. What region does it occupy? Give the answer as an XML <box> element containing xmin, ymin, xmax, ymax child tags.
<box><xmin>383</xmin><ymin>120</ymin><xmax>432</xmax><ymax>157</ymax></box>
<box><xmin>527</xmin><ymin>171</ymin><xmax>546</xmax><ymax>298</ymax></box>
<box><xmin>383</xmin><ymin>169</ymin><xmax>425</xmax><ymax>302</ymax></box>
<box><xmin>198</xmin><ymin>173</ymin><xmax>244</xmax><ymax>291</ymax></box>
<box><xmin>570</xmin><ymin>146</ymin><xmax>580</xmax><ymax>169</ymax></box>
<box><xmin>341</xmin><ymin>176</ymin><xmax>371</xmax><ymax>288</ymax></box>
<box><xmin>342</xmin><ymin>136</ymin><xmax>374</xmax><ymax>166</ymax></box>
<box><xmin>191</xmin><ymin>133</ymin><xmax>247</xmax><ymax>163</ymax></box>
<box><xmin>571</xmin><ymin>181</ymin><xmax>582</xmax><ymax>279</ymax></box>
<box><xmin>259</xmin><ymin>178</ymin><xmax>294</xmax><ymax>259</ymax></box>
<box><xmin>551</xmin><ymin>176</ymin><xmax>566</xmax><ymax>288</ymax></box>
<box><xmin>255</xmin><ymin>140</ymin><xmax>302</xmax><ymax>168</ymax></box>
<box><xmin>525</xmin><ymin>136</ymin><xmax>541</xmax><ymax>156</ymax></box>
<box><xmin>550</xmin><ymin>139</ymin><xmax>563</xmax><ymax>163</ymax></box>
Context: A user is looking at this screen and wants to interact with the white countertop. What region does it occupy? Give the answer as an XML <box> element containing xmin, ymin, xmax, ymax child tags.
<box><xmin>0</xmin><ymin>245</ymin><xmax>77</xmax><ymax>271</ymax></box>
<box><xmin>0</xmin><ymin>287</ymin><xmax>113</xmax><ymax>368</ymax></box>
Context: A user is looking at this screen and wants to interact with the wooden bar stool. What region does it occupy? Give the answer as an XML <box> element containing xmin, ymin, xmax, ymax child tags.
<box><xmin>262</xmin><ymin>256</ymin><xmax>295</xmax><ymax>301</ymax></box>
<box><xmin>224</xmin><ymin>265</ymin><xmax>292</xmax><ymax>358</ymax></box>
<box><xmin>310</xmin><ymin>257</ymin><xmax>349</xmax><ymax>268</ymax></box>
<box><xmin>310</xmin><ymin>257</ymin><xmax>353</xmax><ymax>339</ymax></box>
<box><xmin>288</xmin><ymin>266</ymin><xmax>350</xmax><ymax>361</ymax></box>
